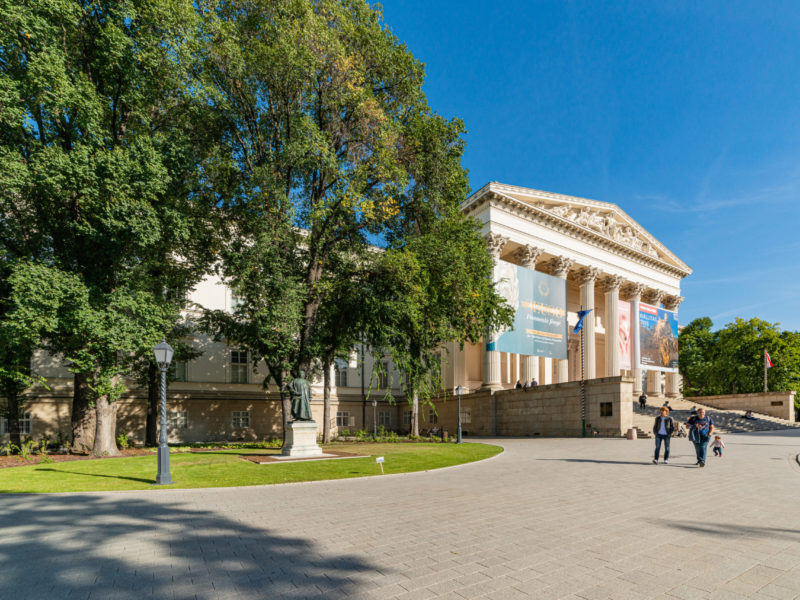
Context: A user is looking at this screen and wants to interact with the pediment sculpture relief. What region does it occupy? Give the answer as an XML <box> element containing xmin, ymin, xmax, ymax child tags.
<box><xmin>542</xmin><ymin>203</ymin><xmax>660</xmax><ymax>259</ymax></box>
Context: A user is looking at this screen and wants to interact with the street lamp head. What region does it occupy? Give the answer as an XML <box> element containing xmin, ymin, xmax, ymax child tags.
<box><xmin>456</xmin><ymin>385</ymin><xmax>463</xmax><ymax>396</ymax></box>
<box><xmin>153</xmin><ymin>339</ymin><xmax>174</xmax><ymax>371</ymax></box>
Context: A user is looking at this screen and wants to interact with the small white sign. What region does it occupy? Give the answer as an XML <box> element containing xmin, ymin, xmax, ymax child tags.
<box><xmin>376</xmin><ymin>456</ymin><xmax>385</xmax><ymax>463</ymax></box>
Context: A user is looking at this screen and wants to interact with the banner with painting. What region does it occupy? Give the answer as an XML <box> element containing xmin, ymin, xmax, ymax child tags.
<box><xmin>618</xmin><ymin>300</ymin><xmax>631</xmax><ymax>370</ymax></box>
<box><xmin>487</xmin><ymin>260</ymin><xmax>567</xmax><ymax>359</ymax></box>
<box><xmin>638</xmin><ymin>302</ymin><xmax>679</xmax><ymax>372</ymax></box>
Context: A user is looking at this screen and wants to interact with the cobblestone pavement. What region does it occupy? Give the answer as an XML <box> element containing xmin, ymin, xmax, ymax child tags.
<box><xmin>2</xmin><ymin>432</ymin><xmax>800</xmax><ymax>600</ymax></box>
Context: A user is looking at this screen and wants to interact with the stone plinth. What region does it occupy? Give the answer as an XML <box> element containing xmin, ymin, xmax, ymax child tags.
<box><xmin>282</xmin><ymin>420</ymin><xmax>323</xmax><ymax>457</ymax></box>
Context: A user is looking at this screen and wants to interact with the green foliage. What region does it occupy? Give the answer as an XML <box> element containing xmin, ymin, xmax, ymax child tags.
<box><xmin>116</xmin><ymin>432</ymin><xmax>131</xmax><ymax>451</ymax></box>
<box><xmin>1</xmin><ymin>441</ymin><xmax>19</xmax><ymax>456</ymax></box>
<box><xmin>0</xmin><ymin>0</ymin><xmax>220</xmax><ymax>453</ymax></box>
<box><xmin>18</xmin><ymin>440</ymin><xmax>37</xmax><ymax>462</ymax></box>
<box><xmin>679</xmin><ymin>316</ymin><xmax>800</xmax><ymax>397</ymax></box>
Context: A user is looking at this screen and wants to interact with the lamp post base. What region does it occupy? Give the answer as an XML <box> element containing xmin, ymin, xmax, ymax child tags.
<box><xmin>155</xmin><ymin>444</ymin><xmax>174</xmax><ymax>485</ymax></box>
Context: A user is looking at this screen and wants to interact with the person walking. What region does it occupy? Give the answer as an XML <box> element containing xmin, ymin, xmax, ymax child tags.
<box><xmin>711</xmin><ymin>435</ymin><xmax>725</xmax><ymax>457</ymax></box>
<box><xmin>652</xmin><ymin>406</ymin><xmax>674</xmax><ymax>464</ymax></box>
<box><xmin>639</xmin><ymin>393</ymin><xmax>647</xmax><ymax>410</ymax></box>
<box><xmin>687</xmin><ymin>407</ymin><xmax>714</xmax><ymax>467</ymax></box>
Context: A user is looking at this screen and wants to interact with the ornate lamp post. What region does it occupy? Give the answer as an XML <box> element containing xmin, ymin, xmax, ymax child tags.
<box><xmin>153</xmin><ymin>339</ymin><xmax>174</xmax><ymax>485</ymax></box>
<box><xmin>455</xmin><ymin>385</ymin><xmax>463</xmax><ymax>444</ymax></box>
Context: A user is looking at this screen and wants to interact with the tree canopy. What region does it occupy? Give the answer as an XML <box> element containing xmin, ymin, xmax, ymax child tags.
<box><xmin>679</xmin><ymin>316</ymin><xmax>800</xmax><ymax>401</ymax></box>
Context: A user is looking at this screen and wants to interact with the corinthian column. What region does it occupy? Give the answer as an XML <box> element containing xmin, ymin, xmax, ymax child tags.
<box><xmin>482</xmin><ymin>233</ymin><xmax>507</xmax><ymax>390</ymax></box>
<box><xmin>663</xmin><ymin>295</ymin><xmax>685</xmax><ymax>398</ymax></box>
<box><xmin>578</xmin><ymin>267</ymin><xmax>600</xmax><ymax>380</ymax></box>
<box><xmin>604</xmin><ymin>275</ymin><xmax>625</xmax><ymax>377</ymax></box>
<box><xmin>512</xmin><ymin>245</ymin><xmax>544</xmax><ymax>269</ymax></box>
<box><xmin>548</xmin><ymin>256</ymin><xmax>574</xmax><ymax>383</ymax></box>
<box><xmin>625</xmin><ymin>282</ymin><xmax>646</xmax><ymax>397</ymax></box>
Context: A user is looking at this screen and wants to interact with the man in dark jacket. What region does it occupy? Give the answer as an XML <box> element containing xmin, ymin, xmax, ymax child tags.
<box><xmin>652</xmin><ymin>406</ymin><xmax>674</xmax><ymax>464</ymax></box>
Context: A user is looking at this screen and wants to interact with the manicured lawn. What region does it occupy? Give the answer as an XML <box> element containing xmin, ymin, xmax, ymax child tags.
<box><xmin>0</xmin><ymin>442</ymin><xmax>502</xmax><ymax>494</ymax></box>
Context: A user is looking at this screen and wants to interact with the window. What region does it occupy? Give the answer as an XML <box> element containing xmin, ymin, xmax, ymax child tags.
<box><xmin>378</xmin><ymin>362</ymin><xmax>389</xmax><ymax>389</ymax></box>
<box><xmin>231</xmin><ymin>410</ymin><xmax>250</xmax><ymax>428</ymax></box>
<box><xmin>336</xmin><ymin>411</ymin><xmax>354</xmax><ymax>427</ymax></box>
<box><xmin>231</xmin><ymin>293</ymin><xmax>245</xmax><ymax>311</ymax></box>
<box><xmin>170</xmin><ymin>360</ymin><xmax>188</xmax><ymax>382</ymax></box>
<box><xmin>231</xmin><ymin>350</ymin><xmax>248</xmax><ymax>384</ymax></box>
<box><xmin>378</xmin><ymin>411</ymin><xmax>391</xmax><ymax>427</ymax></box>
<box><xmin>335</xmin><ymin>366</ymin><xmax>348</xmax><ymax>388</ymax></box>
<box><xmin>600</xmin><ymin>402</ymin><xmax>613</xmax><ymax>417</ymax></box>
<box><xmin>403</xmin><ymin>410</ymin><xmax>412</xmax><ymax>426</ymax></box>
<box><xmin>0</xmin><ymin>412</ymin><xmax>32</xmax><ymax>435</ymax></box>
<box><xmin>168</xmin><ymin>410</ymin><xmax>189</xmax><ymax>429</ymax></box>
<box><xmin>460</xmin><ymin>407</ymin><xmax>472</xmax><ymax>424</ymax></box>
<box><xmin>428</xmin><ymin>409</ymin><xmax>438</xmax><ymax>425</ymax></box>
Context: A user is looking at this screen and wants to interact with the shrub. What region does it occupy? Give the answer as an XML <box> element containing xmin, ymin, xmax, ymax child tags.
<box><xmin>116</xmin><ymin>432</ymin><xmax>131</xmax><ymax>450</ymax></box>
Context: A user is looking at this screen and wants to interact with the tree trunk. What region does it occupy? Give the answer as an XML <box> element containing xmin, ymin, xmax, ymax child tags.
<box><xmin>71</xmin><ymin>373</ymin><xmax>93</xmax><ymax>453</ymax></box>
<box><xmin>145</xmin><ymin>361</ymin><xmax>158</xmax><ymax>446</ymax></box>
<box><xmin>411</xmin><ymin>390</ymin><xmax>419</xmax><ymax>437</ymax></box>
<box><xmin>4</xmin><ymin>379</ymin><xmax>22</xmax><ymax>448</ymax></box>
<box><xmin>91</xmin><ymin>392</ymin><xmax>120</xmax><ymax>457</ymax></box>
<box><xmin>323</xmin><ymin>358</ymin><xmax>331</xmax><ymax>443</ymax></box>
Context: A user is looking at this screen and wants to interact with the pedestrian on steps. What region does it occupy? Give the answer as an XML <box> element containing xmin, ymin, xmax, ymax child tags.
<box><xmin>687</xmin><ymin>407</ymin><xmax>714</xmax><ymax>467</ymax></box>
<box><xmin>639</xmin><ymin>393</ymin><xmax>647</xmax><ymax>410</ymax></box>
<box><xmin>652</xmin><ymin>406</ymin><xmax>674</xmax><ymax>464</ymax></box>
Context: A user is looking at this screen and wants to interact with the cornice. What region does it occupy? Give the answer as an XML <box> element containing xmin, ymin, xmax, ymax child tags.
<box><xmin>463</xmin><ymin>182</ymin><xmax>692</xmax><ymax>280</ymax></box>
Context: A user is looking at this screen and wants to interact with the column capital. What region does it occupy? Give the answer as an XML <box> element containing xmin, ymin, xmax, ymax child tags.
<box><xmin>547</xmin><ymin>256</ymin><xmax>574</xmax><ymax>279</ymax></box>
<box><xmin>663</xmin><ymin>295</ymin><xmax>684</xmax><ymax>311</ymax></box>
<box><xmin>485</xmin><ymin>232</ymin><xmax>508</xmax><ymax>259</ymax></box>
<box><xmin>512</xmin><ymin>245</ymin><xmax>544</xmax><ymax>269</ymax></box>
<box><xmin>623</xmin><ymin>282</ymin><xmax>647</xmax><ymax>302</ymax></box>
<box><xmin>603</xmin><ymin>274</ymin><xmax>625</xmax><ymax>292</ymax></box>
<box><xmin>643</xmin><ymin>289</ymin><xmax>666</xmax><ymax>306</ymax></box>
<box><xmin>577</xmin><ymin>266</ymin><xmax>601</xmax><ymax>285</ymax></box>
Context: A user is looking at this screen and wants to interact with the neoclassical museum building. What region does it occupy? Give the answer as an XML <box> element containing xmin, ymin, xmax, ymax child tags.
<box><xmin>3</xmin><ymin>182</ymin><xmax>691</xmax><ymax>443</ymax></box>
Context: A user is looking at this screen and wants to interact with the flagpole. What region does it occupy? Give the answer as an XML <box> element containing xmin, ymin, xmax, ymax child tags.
<box><xmin>764</xmin><ymin>350</ymin><xmax>768</xmax><ymax>393</ymax></box>
<box><xmin>580</xmin><ymin>305</ymin><xmax>586</xmax><ymax>438</ymax></box>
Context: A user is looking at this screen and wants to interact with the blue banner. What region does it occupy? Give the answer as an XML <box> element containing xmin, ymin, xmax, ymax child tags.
<box><xmin>488</xmin><ymin>261</ymin><xmax>567</xmax><ymax>359</ymax></box>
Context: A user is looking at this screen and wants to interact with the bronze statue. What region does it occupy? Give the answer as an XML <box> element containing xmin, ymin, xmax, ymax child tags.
<box><xmin>286</xmin><ymin>370</ymin><xmax>313</xmax><ymax>421</ymax></box>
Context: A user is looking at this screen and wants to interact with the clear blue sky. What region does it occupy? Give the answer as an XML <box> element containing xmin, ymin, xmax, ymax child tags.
<box><xmin>379</xmin><ymin>0</ymin><xmax>800</xmax><ymax>332</ymax></box>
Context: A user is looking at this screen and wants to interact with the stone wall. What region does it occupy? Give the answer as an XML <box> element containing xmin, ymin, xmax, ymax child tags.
<box><xmin>684</xmin><ymin>391</ymin><xmax>797</xmax><ymax>422</ymax></box>
<box><xmin>429</xmin><ymin>377</ymin><xmax>633</xmax><ymax>438</ymax></box>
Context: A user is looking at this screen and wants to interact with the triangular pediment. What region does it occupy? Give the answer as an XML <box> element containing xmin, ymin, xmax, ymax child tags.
<box><xmin>465</xmin><ymin>182</ymin><xmax>691</xmax><ymax>275</ymax></box>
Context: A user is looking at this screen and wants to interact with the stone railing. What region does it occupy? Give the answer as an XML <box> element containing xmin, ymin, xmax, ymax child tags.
<box><xmin>683</xmin><ymin>391</ymin><xmax>797</xmax><ymax>422</ymax></box>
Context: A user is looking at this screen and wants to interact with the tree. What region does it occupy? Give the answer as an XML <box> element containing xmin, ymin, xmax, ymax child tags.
<box><xmin>0</xmin><ymin>0</ymin><xmax>218</xmax><ymax>455</ymax></box>
<box><xmin>197</xmin><ymin>0</ymin><xmax>501</xmax><ymax>438</ymax></box>
<box><xmin>678</xmin><ymin>317</ymin><xmax>719</xmax><ymax>396</ymax></box>
<box><xmin>679</xmin><ymin>316</ymin><xmax>800</xmax><ymax>399</ymax></box>
<box><xmin>366</xmin><ymin>217</ymin><xmax>514</xmax><ymax>436</ymax></box>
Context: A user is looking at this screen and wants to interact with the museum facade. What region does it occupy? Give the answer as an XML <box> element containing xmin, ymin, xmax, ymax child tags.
<box><xmin>2</xmin><ymin>182</ymin><xmax>691</xmax><ymax>443</ymax></box>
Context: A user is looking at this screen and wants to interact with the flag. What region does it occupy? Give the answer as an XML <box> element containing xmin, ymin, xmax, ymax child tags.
<box><xmin>765</xmin><ymin>351</ymin><xmax>773</xmax><ymax>368</ymax></box>
<box><xmin>573</xmin><ymin>309</ymin><xmax>593</xmax><ymax>334</ymax></box>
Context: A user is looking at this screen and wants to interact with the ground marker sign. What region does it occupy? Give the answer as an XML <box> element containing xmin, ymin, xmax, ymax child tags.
<box><xmin>376</xmin><ymin>456</ymin><xmax>384</xmax><ymax>474</ymax></box>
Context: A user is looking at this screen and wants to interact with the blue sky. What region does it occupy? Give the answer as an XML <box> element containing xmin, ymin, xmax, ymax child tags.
<box><xmin>379</xmin><ymin>0</ymin><xmax>800</xmax><ymax>332</ymax></box>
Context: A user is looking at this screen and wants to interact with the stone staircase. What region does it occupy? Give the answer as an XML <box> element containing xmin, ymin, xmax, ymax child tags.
<box><xmin>631</xmin><ymin>397</ymin><xmax>800</xmax><ymax>436</ymax></box>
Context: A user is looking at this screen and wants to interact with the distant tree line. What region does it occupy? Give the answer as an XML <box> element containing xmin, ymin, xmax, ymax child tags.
<box><xmin>679</xmin><ymin>317</ymin><xmax>800</xmax><ymax>404</ymax></box>
<box><xmin>0</xmin><ymin>0</ymin><xmax>513</xmax><ymax>454</ymax></box>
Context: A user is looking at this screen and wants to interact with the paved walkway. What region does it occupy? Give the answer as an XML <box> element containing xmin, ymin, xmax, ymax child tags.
<box><xmin>2</xmin><ymin>432</ymin><xmax>800</xmax><ymax>600</ymax></box>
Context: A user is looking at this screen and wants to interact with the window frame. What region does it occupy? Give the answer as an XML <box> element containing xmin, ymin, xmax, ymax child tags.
<box><xmin>231</xmin><ymin>410</ymin><xmax>251</xmax><ymax>429</ymax></box>
<box><xmin>230</xmin><ymin>350</ymin><xmax>249</xmax><ymax>384</ymax></box>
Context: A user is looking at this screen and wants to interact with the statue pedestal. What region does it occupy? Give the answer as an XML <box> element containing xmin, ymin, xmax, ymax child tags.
<box><xmin>282</xmin><ymin>421</ymin><xmax>323</xmax><ymax>457</ymax></box>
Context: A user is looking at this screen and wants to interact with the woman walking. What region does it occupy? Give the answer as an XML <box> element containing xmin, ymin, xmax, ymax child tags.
<box><xmin>687</xmin><ymin>407</ymin><xmax>714</xmax><ymax>467</ymax></box>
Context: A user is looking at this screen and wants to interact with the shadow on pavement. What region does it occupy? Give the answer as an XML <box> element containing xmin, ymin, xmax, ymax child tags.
<box><xmin>654</xmin><ymin>519</ymin><xmax>800</xmax><ymax>540</ymax></box>
<box><xmin>0</xmin><ymin>493</ymin><xmax>381</xmax><ymax>599</ymax></box>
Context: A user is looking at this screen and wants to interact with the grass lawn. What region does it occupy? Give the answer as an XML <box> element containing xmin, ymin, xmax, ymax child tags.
<box><xmin>0</xmin><ymin>442</ymin><xmax>502</xmax><ymax>494</ymax></box>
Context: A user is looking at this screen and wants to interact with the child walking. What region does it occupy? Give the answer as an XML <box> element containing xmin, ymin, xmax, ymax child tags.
<box><xmin>711</xmin><ymin>435</ymin><xmax>725</xmax><ymax>457</ymax></box>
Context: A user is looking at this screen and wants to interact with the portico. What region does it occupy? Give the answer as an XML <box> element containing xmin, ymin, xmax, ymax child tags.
<box><xmin>441</xmin><ymin>182</ymin><xmax>691</xmax><ymax>398</ymax></box>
